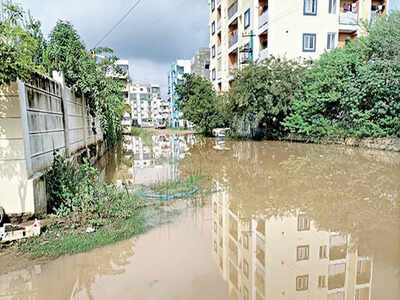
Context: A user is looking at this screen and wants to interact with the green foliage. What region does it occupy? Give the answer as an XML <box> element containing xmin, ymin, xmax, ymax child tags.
<box><xmin>176</xmin><ymin>74</ymin><xmax>226</xmax><ymax>136</ymax></box>
<box><xmin>46</xmin><ymin>153</ymin><xmax>142</xmax><ymax>227</ymax></box>
<box><xmin>226</xmin><ymin>58</ymin><xmax>306</xmax><ymax>139</ymax></box>
<box><xmin>0</xmin><ymin>2</ymin><xmax>45</xmax><ymax>85</ymax></box>
<box><xmin>44</xmin><ymin>21</ymin><xmax>125</xmax><ymax>146</ymax></box>
<box><xmin>131</xmin><ymin>127</ymin><xmax>153</xmax><ymax>146</ymax></box>
<box><xmin>149</xmin><ymin>174</ymin><xmax>204</xmax><ymax>196</ymax></box>
<box><xmin>18</xmin><ymin>212</ymin><xmax>145</xmax><ymax>258</ymax></box>
<box><xmin>284</xmin><ymin>12</ymin><xmax>400</xmax><ymax>138</ymax></box>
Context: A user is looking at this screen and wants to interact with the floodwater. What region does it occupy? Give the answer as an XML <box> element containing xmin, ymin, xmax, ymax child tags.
<box><xmin>1</xmin><ymin>135</ymin><xmax>399</xmax><ymax>300</ymax></box>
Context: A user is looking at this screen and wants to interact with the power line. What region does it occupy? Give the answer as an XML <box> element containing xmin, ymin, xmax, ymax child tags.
<box><xmin>94</xmin><ymin>0</ymin><xmax>144</xmax><ymax>48</ymax></box>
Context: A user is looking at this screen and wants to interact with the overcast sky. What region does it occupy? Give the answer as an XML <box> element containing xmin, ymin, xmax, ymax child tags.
<box><xmin>18</xmin><ymin>0</ymin><xmax>210</xmax><ymax>98</ymax></box>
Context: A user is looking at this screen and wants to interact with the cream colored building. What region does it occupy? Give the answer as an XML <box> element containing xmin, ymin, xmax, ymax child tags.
<box><xmin>209</xmin><ymin>0</ymin><xmax>389</xmax><ymax>93</ymax></box>
<box><xmin>211</xmin><ymin>190</ymin><xmax>375</xmax><ymax>300</ymax></box>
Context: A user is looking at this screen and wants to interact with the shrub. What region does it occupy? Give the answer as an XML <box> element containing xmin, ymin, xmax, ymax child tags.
<box><xmin>284</xmin><ymin>12</ymin><xmax>400</xmax><ymax>138</ymax></box>
<box><xmin>226</xmin><ymin>58</ymin><xmax>306</xmax><ymax>139</ymax></box>
<box><xmin>46</xmin><ymin>153</ymin><xmax>142</xmax><ymax>227</ymax></box>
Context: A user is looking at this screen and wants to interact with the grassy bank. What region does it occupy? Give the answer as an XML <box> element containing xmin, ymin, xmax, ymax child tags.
<box><xmin>18</xmin><ymin>207</ymin><xmax>146</xmax><ymax>259</ymax></box>
<box><xmin>14</xmin><ymin>155</ymin><xmax>210</xmax><ymax>259</ymax></box>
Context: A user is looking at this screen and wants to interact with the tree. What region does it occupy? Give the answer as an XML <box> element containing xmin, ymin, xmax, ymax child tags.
<box><xmin>0</xmin><ymin>2</ymin><xmax>45</xmax><ymax>85</ymax></box>
<box><xmin>284</xmin><ymin>12</ymin><xmax>400</xmax><ymax>138</ymax></box>
<box><xmin>44</xmin><ymin>21</ymin><xmax>126</xmax><ymax>146</ymax></box>
<box><xmin>176</xmin><ymin>74</ymin><xmax>226</xmax><ymax>136</ymax></box>
<box><xmin>226</xmin><ymin>58</ymin><xmax>305</xmax><ymax>139</ymax></box>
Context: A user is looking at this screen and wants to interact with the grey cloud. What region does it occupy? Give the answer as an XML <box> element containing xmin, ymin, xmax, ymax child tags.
<box><xmin>19</xmin><ymin>0</ymin><xmax>210</xmax><ymax>97</ymax></box>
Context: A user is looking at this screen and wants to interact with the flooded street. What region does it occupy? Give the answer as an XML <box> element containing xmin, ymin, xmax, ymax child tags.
<box><xmin>1</xmin><ymin>135</ymin><xmax>399</xmax><ymax>300</ymax></box>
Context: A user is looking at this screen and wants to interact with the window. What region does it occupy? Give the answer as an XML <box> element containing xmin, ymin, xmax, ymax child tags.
<box><xmin>303</xmin><ymin>33</ymin><xmax>316</xmax><ymax>52</ymax></box>
<box><xmin>328</xmin><ymin>0</ymin><xmax>337</xmax><ymax>14</ymax></box>
<box><xmin>212</xmin><ymin>68</ymin><xmax>216</xmax><ymax>80</ymax></box>
<box><xmin>243</xmin><ymin>259</ymin><xmax>249</xmax><ymax>278</ymax></box>
<box><xmin>320</xmin><ymin>245</ymin><xmax>328</xmax><ymax>259</ymax></box>
<box><xmin>327</xmin><ymin>32</ymin><xmax>336</xmax><ymax>50</ymax></box>
<box><xmin>212</xmin><ymin>21</ymin><xmax>215</xmax><ymax>35</ymax></box>
<box><xmin>304</xmin><ymin>0</ymin><xmax>317</xmax><ymax>15</ymax></box>
<box><xmin>298</xmin><ymin>214</ymin><xmax>311</xmax><ymax>231</ymax></box>
<box><xmin>297</xmin><ymin>245</ymin><xmax>310</xmax><ymax>261</ymax></box>
<box><xmin>296</xmin><ymin>275</ymin><xmax>309</xmax><ymax>291</ymax></box>
<box><xmin>212</xmin><ymin>45</ymin><xmax>216</xmax><ymax>58</ymax></box>
<box><xmin>205</xmin><ymin>63</ymin><xmax>210</xmax><ymax>70</ymax></box>
<box><xmin>211</xmin><ymin>0</ymin><xmax>215</xmax><ymax>11</ymax></box>
<box><xmin>244</xmin><ymin>9</ymin><xmax>251</xmax><ymax>29</ymax></box>
<box><xmin>318</xmin><ymin>275</ymin><xmax>326</xmax><ymax>288</ymax></box>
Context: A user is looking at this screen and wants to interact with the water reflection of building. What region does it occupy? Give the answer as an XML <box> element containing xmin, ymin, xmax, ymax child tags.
<box><xmin>211</xmin><ymin>190</ymin><xmax>374</xmax><ymax>300</ymax></box>
<box><xmin>120</xmin><ymin>134</ymin><xmax>196</xmax><ymax>185</ymax></box>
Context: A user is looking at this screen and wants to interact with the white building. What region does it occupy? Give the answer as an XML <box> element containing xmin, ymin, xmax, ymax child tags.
<box><xmin>129</xmin><ymin>83</ymin><xmax>168</xmax><ymax>127</ymax></box>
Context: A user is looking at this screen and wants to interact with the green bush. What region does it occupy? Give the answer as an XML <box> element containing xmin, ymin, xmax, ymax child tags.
<box><xmin>46</xmin><ymin>153</ymin><xmax>142</xmax><ymax>227</ymax></box>
<box><xmin>226</xmin><ymin>57</ymin><xmax>306</xmax><ymax>139</ymax></box>
<box><xmin>284</xmin><ymin>12</ymin><xmax>400</xmax><ymax>138</ymax></box>
<box><xmin>176</xmin><ymin>74</ymin><xmax>226</xmax><ymax>136</ymax></box>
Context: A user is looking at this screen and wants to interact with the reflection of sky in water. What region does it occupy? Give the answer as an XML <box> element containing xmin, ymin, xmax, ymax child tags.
<box><xmin>1</xmin><ymin>138</ymin><xmax>399</xmax><ymax>300</ymax></box>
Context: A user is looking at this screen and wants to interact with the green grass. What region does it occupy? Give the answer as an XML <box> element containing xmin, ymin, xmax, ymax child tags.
<box><xmin>18</xmin><ymin>210</ymin><xmax>146</xmax><ymax>259</ymax></box>
<box><xmin>148</xmin><ymin>174</ymin><xmax>204</xmax><ymax>196</ymax></box>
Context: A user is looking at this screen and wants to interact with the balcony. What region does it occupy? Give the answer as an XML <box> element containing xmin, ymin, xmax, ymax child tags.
<box><xmin>217</xmin><ymin>0</ymin><xmax>221</xmax><ymax>6</ymax></box>
<box><xmin>259</xmin><ymin>10</ymin><xmax>269</xmax><ymax>30</ymax></box>
<box><xmin>216</xmin><ymin>71</ymin><xmax>222</xmax><ymax>80</ymax></box>
<box><xmin>339</xmin><ymin>11</ymin><xmax>359</xmax><ymax>32</ymax></box>
<box><xmin>217</xmin><ymin>45</ymin><xmax>222</xmax><ymax>56</ymax></box>
<box><xmin>217</xmin><ymin>19</ymin><xmax>221</xmax><ymax>32</ymax></box>
<box><xmin>228</xmin><ymin>2</ymin><xmax>238</xmax><ymax>22</ymax></box>
<box><xmin>228</xmin><ymin>31</ymin><xmax>238</xmax><ymax>49</ymax></box>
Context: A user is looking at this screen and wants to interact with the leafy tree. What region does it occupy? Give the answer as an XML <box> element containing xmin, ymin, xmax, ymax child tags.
<box><xmin>284</xmin><ymin>12</ymin><xmax>400</xmax><ymax>138</ymax></box>
<box><xmin>0</xmin><ymin>2</ymin><xmax>45</xmax><ymax>85</ymax></box>
<box><xmin>44</xmin><ymin>22</ymin><xmax>126</xmax><ymax>146</ymax></box>
<box><xmin>176</xmin><ymin>74</ymin><xmax>226</xmax><ymax>136</ymax></box>
<box><xmin>226</xmin><ymin>58</ymin><xmax>305</xmax><ymax>139</ymax></box>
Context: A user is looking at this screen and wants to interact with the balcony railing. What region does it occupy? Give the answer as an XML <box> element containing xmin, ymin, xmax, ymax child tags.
<box><xmin>339</xmin><ymin>11</ymin><xmax>358</xmax><ymax>25</ymax></box>
<box><xmin>217</xmin><ymin>0</ymin><xmax>221</xmax><ymax>7</ymax></box>
<box><xmin>217</xmin><ymin>44</ymin><xmax>222</xmax><ymax>55</ymax></box>
<box><xmin>259</xmin><ymin>10</ymin><xmax>269</xmax><ymax>28</ymax></box>
<box><xmin>217</xmin><ymin>19</ymin><xmax>221</xmax><ymax>31</ymax></box>
<box><xmin>217</xmin><ymin>71</ymin><xmax>222</xmax><ymax>80</ymax></box>
<box><xmin>228</xmin><ymin>2</ymin><xmax>238</xmax><ymax>20</ymax></box>
<box><xmin>228</xmin><ymin>31</ymin><xmax>238</xmax><ymax>48</ymax></box>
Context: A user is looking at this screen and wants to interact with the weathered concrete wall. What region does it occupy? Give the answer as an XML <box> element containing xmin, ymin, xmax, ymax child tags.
<box><xmin>0</xmin><ymin>73</ymin><xmax>105</xmax><ymax>217</ymax></box>
<box><xmin>285</xmin><ymin>134</ymin><xmax>400</xmax><ymax>152</ymax></box>
<box><xmin>191</xmin><ymin>48</ymin><xmax>211</xmax><ymax>80</ymax></box>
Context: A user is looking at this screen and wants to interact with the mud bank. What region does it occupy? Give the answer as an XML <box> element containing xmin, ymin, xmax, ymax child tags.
<box><xmin>284</xmin><ymin>134</ymin><xmax>400</xmax><ymax>152</ymax></box>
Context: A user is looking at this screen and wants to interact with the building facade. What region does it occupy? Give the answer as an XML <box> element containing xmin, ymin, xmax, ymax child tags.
<box><xmin>129</xmin><ymin>83</ymin><xmax>167</xmax><ymax>127</ymax></box>
<box><xmin>191</xmin><ymin>48</ymin><xmax>211</xmax><ymax>80</ymax></box>
<box><xmin>167</xmin><ymin>60</ymin><xmax>191</xmax><ymax>128</ymax></box>
<box><xmin>209</xmin><ymin>0</ymin><xmax>389</xmax><ymax>93</ymax></box>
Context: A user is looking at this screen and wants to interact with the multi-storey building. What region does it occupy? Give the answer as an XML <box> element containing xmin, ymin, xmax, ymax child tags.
<box><xmin>168</xmin><ymin>60</ymin><xmax>192</xmax><ymax>128</ymax></box>
<box><xmin>209</xmin><ymin>0</ymin><xmax>389</xmax><ymax>93</ymax></box>
<box><xmin>211</xmin><ymin>190</ymin><xmax>376</xmax><ymax>300</ymax></box>
<box><xmin>191</xmin><ymin>48</ymin><xmax>211</xmax><ymax>80</ymax></box>
<box><xmin>129</xmin><ymin>83</ymin><xmax>163</xmax><ymax>127</ymax></box>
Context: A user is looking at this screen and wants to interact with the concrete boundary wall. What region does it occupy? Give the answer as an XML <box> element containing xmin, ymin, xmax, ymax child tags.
<box><xmin>0</xmin><ymin>73</ymin><xmax>104</xmax><ymax>217</ymax></box>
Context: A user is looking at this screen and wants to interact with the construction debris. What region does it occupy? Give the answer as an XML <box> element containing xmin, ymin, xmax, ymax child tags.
<box><xmin>0</xmin><ymin>219</ymin><xmax>41</xmax><ymax>243</ymax></box>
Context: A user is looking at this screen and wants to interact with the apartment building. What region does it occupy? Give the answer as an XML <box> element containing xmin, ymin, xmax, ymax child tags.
<box><xmin>168</xmin><ymin>60</ymin><xmax>192</xmax><ymax>127</ymax></box>
<box><xmin>191</xmin><ymin>48</ymin><xmax>211</xmax><ymax>80</ymax></box>
<box><xmin>211</xmin><ymin>191</ymin><xmax>376</xmax><ymax>300</ymax></box>
<box><xmin>129</xmin><ymin>83</ymin><xmax>163</xmax><ymax>127</ymax></box>
<box><xmin>209</xmin><ymin>0</ymin><xmax>389</xmax><ymax>92</ymax></box>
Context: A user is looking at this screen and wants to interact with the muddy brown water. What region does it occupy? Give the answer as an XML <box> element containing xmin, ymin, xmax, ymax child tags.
<box><xmin>1</xmin><ymin>135</ymin><xmax>399</xmax><ymax>300</ymax></box>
